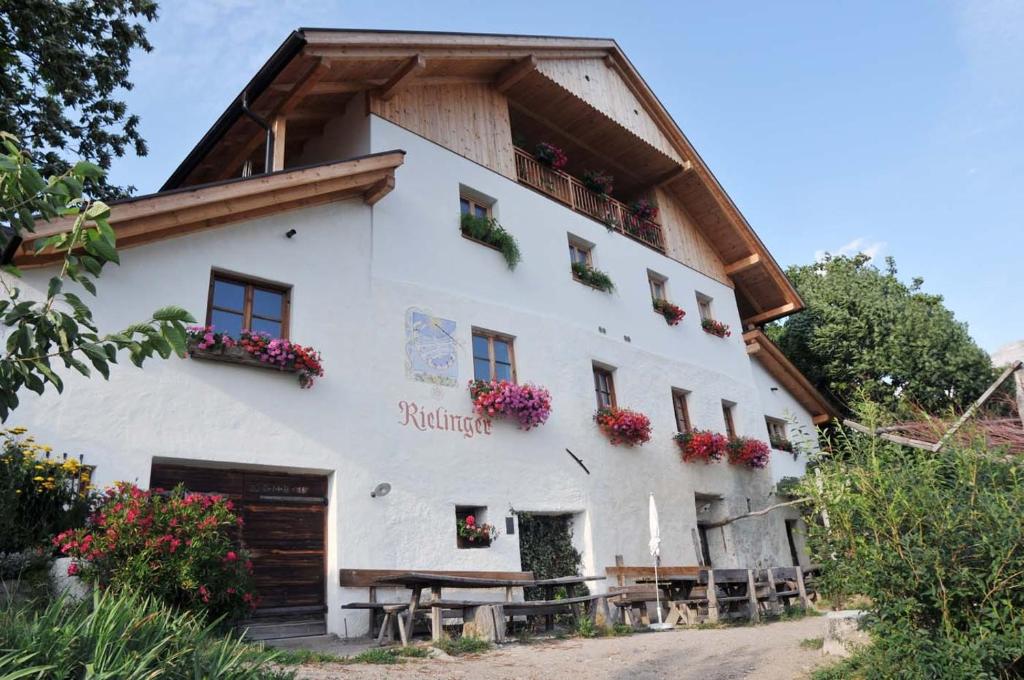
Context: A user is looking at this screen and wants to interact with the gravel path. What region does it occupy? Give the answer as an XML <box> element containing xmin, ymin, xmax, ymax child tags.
<box><xmin>294</xmin><ymin>616</ymin><xmax>831</xmax><ymax>680</ymax></box>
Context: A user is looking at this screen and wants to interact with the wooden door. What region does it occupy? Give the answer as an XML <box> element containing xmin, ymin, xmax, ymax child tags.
<box><xmin>149</xmin><ymin>463</ymin><xmax>327</xmax><ymax>631</ymax></box>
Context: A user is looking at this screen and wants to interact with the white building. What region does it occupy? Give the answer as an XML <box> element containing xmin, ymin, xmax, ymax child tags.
<box><xmin>8</xmin><ymin>29</ymin><xmax>835</xmax><ymax>637</ymax></box>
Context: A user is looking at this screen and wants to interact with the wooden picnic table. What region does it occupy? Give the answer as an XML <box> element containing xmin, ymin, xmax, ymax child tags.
<box><xmin>373</xmin><ymin>572</ymin><xmax>605</xmax><ymax>642</ymax></box>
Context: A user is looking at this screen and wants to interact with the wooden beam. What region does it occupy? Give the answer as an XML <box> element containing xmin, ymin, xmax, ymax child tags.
<box><xmin>364</xmin><ymin>175</ymin><xmax>395</xmax><ymax>206</ymax></box>
<box><xmin>936</xmin><ymin>361</ymin><xmax>1022</xmax><ymax>450</ymax></box>
<box><xmin>843</xmin><ymin>419</ymin><xmax>940</xmax><ymax>452</ymax></box>
<box><xmin>271</xmin><ymin>116</ymin><xmax>286</xmax><ymax>171</ymax></box>
<box><xmin>812</xmin><ymin>414</ymin><xmax>832</xmax><ymax>425</ymax></box>
<box><xmin>743</xmin><ymin>302</ymin><xmax>798</xmax><ymax>326</ymax></box>
<box><xmin>376</xmin><ymin>55</ymin><xmax>426</xmax><ymax>101</ymax></box>
<box><xmin>652</xmin><ymin>162</ymin><xmax>693</xmax><ymax>188</ymax></box>
<box><xmin>494</xmin><ymin>55</ymin><xmax>537</xmax><ymax>92</ymax></box>
<box><xmin>725</xmin><ymin>253</ymin><xmax>761</xmax><ymax>275</ymax></box>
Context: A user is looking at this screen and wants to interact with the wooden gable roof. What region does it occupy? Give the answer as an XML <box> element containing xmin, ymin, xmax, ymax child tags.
<box><xmin>744</xmin><ymin>329</ymin><xmax>837</xmax><ymax>425</ymax></box>
<box><xmin>161</xmin><ymin>29</ymin><xmax>802</xmax><ymax>324</ymax></box>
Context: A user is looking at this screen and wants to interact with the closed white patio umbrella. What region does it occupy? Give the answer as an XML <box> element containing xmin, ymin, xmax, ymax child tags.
<box><xmin>649</xmin><ymin>492</ymin><xmax>672</xmax><ymax>630</ymax></box>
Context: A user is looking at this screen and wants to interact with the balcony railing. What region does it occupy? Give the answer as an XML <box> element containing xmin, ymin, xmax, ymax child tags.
<box><xmin>513</xmin><ymin>147</ymin><xmax>665</xmax><ymax>253</ymax></box>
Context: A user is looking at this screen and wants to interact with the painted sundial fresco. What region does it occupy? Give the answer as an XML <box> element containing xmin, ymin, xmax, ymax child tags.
<box><xmin>405</xmin><ymin>308</ymin><xmax>458</xmax><ymax>387</ymax></box>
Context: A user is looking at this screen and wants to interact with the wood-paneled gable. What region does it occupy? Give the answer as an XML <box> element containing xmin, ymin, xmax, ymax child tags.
<box><xmin>369</xmin><ymin>83</ymin><xmax>516</xmax><ymax>179</ymax></box>
<box><xmin>655</xmin><ymin>187</ymin><xmax>730</xmax><ymax>285</ymax></box>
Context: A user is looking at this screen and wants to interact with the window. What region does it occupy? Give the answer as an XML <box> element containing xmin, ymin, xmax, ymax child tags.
<box><xmin>697</xmin><ymin>292</ymin><xmax>713</xmax><ymax>321</ymax></box>
<box><xmin>766</xmin><ymin>418</ymin><xmax>787</xmax><ymax>442</ymax></box>
<box><xmin>593</xmin><ymin>364</ymin><xmax>616</xmax><ymax>409</ymax></box>
<box><xmin>672</xmin><ymin>389</ymin><xmax>692</xmax><ymax>433</ymax></box>
<box><xmin>459</xmin><ymin>195</ymin><xmax>489</xmax><ymax>219</ymax></box>
<box><xmin>648</xmin><ymin>272</ymin><xmax>667</xmax><ymax>301</ymax></box>
<box><xmin>207</xmin><ymin>272</ymin><xmax>290</xmax><ymax>339</ymax></box>
<box><xmin>472</xmin><ymin>330</ymin><xmax>515</xmax><ymax>382</ymax></box>
<box><xmin>569</xmin><ymin>241</ymin><xmax>592</xmax><ymax>266</ymax></box>
<box><xmin>722</xmin><ymin>401</ymin><xmax>736</xmax><ymax>438</ymax></box>
<box><xmin>456</xmin><ymin>505</ymin><xmax>492</xmax><ymax>549</ymax></box>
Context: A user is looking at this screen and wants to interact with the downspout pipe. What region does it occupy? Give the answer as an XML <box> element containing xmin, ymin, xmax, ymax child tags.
<box><xmin>240</xmin><ymin>91</ymin><xmax>274</xmax><ymax>174</ymax></box>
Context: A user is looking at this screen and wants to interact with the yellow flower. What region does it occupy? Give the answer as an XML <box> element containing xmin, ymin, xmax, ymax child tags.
<box><xmin>41</xmin><ymin>445</ymin><xmax>52</xmax><ymax>452</ymax></box>
<box><xmin>9</xmin><ymin>427</ymin><xmax>27</xmax><ymax>435</ymax></box>
<box><xmin>32</xmin><ymin>476</ymin><xmax>44</xmax><ymax>482</ymax></box>
<box><xmin>15</xmin><ymin>490</ymin><xmax>21</xmax><ymax>495</ymax></box>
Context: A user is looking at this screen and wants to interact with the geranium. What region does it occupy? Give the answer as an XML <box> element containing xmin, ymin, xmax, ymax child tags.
<box><xmin>185</xmin><ymin>326</ymin><xmax>235</xmax><ymax>352</ymax></box>
<box><xmin>769</xmin><ymin>435</ymin><xmax>794</xmax><ymax>453</ymax></box>
<box><xmin>701</xmin><ymin>318</ymin><xmax>732</xmax><ymax>338</ymax></box>
<box><xmin>457</xmin><ymin>514</ymin><xmax>497</xmax><ymax>544</ymax></box>
<box><xmin>534</xmin><ymin>142</ymin><xmax>568</xmax><ymax>170</ymax></box>
<box><xmin>594</xmin><ymin>407</ymin><xmax>652</xmax><ymax>446</ymax></box>
<box><xmin>674</xmin><ymin>429</ymin><xmax>729</xmax><ymax>463</ymax></box>
<box><xmin>237</xmin><ymin>331</ymin><xmax>325</xmax><ymax>388</ymax></box>
<box><xmin>54</xmin><ymin>482</ymin><xmax>256</xmax><ymax>619</ymax></box>
<box><xmin>629</xmin><ymin>198</ymin><xmax>658</xmax><ymax>221</ymax></box>
<box><xmin>727</xmin><ymin>437</ymin><xmax>771</xmax><ymax>469</ymax></box>
<box><xmin>469</xmin><ymin>380</ymin><xmax>552</xmax><ymax>430</ymax></box>
<box><xmin>653</xmin><ymin>299</ymin><xmax>686</xmax><ymax>326</ymax></box>
<box><xmin>582</xmin><ymin>169</ymin><xmax>614</xmax><ymax>196</ymax></box>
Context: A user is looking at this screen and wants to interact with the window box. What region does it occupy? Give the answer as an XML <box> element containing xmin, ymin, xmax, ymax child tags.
<box><xmin>653</xmin><ymin>298</ymin><xmax>686</xmax><ymax>325</ymax></box>
<box><xmin>594</xmin><ymin>406</ymin><xmax>652</xmax><ymax>446</ymax></box>
<box><xmin>186</xmin><ymin>327</ymin><xmax>324</xmax><ymax>388</ymax></box>
<box><xmin>701</xmin><ymin>318</ymin><xmax>732</xmax><ymax>338</ymax></box>
<box><xmin>675</xmin><ymin>429</ymin><xmax>729</xmax><ymax>464</ymax></box>
<box><xmin>571</xmin><ymin>262</ymin><xmax>615</xmax><ymax>292</ymax></box>
<box><xmin>456</xmin><ymin>507</ymin><xmax>496</xmax><ymax>549</ymax></box>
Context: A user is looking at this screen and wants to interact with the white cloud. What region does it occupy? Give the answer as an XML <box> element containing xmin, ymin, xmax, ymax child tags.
<box><xmin>814</xmin><ymin>237</ymin><xmax>887</xmax><ymax>263</ymax></box>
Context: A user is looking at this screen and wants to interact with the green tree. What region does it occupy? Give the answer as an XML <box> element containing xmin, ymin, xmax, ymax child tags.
<box><xmin>0</xmin><ymin>0</ymin><xmax>159</xmax><ymax>198</ymax></box>
<box><xmin>768</xmin><ymin>254</ymin><xmax>993</xmax><ymax>416</ymax></box>
<box><xmin>1</xmin><ymin>133</ymin><xmax>194</xmax><ymax>420</ymax></box>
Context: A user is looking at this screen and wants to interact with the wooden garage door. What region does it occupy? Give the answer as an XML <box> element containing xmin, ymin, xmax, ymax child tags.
<box><xmin>150</xmin><ymin>463</ymin><xmax>327</xmax><ymax>632</ymax></box>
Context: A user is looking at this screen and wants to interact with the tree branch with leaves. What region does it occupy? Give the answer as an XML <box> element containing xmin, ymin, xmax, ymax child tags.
<box><xmin>0</xmin><ymin>132</ymin><xmax>194</xmax><ymax>420</ymax></box>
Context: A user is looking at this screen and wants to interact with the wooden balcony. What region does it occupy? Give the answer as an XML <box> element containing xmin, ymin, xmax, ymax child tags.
<box><xmin>513</xmin><ymin>147</ymin><xmax>665</xmax><ymax>253</ymax></box>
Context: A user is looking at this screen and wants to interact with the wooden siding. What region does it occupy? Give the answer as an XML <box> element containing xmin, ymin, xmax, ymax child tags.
<box><xmin>537</xmin><ymin>58</ymin><xmax>684</xmax><ymax>166</ymax></box>
<box><xmin>370</xmin><ymin>83</ymin><xmax>516</xmax><ymax>179</ymax></box>
<box><xmin>655</xmin><ymin>186</ymin><xmax>730</xmax><ymax>285</ymax></box>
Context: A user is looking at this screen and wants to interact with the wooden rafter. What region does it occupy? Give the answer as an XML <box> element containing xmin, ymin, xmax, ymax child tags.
<box><xmin>744</xmin><ymin>302</ymin><xmax>798</xmax><ymax>326</ymax></box>
<box><xmin>494</xmin><ymin>55</ymin><xmax>537</xmax><ymax>92</ymax></box>
<box><xmin>375</xmin><ymin>55</ymin><xmax>426</xmax><ymax>101</ymax></box>
<box><xmin>725</xmin><ymin>253</ymin><xmax>761</xmax><ymax>275</ymax></box>
<box><xmin>652</xmin><ymin>162</ymin><xmax>693</xmax><ymax>188</ymax></box>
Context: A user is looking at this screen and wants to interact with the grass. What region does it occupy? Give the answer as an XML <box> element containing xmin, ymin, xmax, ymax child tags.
<box><xmin>434</xmin><ymin>635</ymin><xmax>491</xmax><ymax>656</ymax></box>
<box><xmin>270</xmin><ymin>648</ymin><xmax>345</xmax><ymax>665</ymax></box>
<box><xmin>575</xmin><ymin>618</ymin><xmax>635</xmax><ymax>638</ymax></box>
<box><xmin>800</xmin><ymin>637</ymin><xmax>824</xmax><ymax>650</ymax></box>
<box><xmin>339</xmin><ymin>647</ymin><xmax>430</xmax><ymax>665</ymax></box>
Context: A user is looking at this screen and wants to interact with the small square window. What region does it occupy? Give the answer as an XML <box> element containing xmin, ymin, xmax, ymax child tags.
<box><xmin>766</xmin><ymin>418</ymin><xmax>787</xmax><ymax>442</ymax></box>
<box><xmin>472</xmin><ymin>329</ymin><xmax>516</xmax><ymax>383</ymax></box>
<box><xmin>649</xmin><ymin>271</ymin><xmax>667</xmax><ymax>302</ymax></box>
<box><xmin>593</xmin><ymin>364</ymin><xmax>616</xmax><ymax>409</ymax></box>
<box><xmin>456</xmin><ymin>505</ymin><xmax>492</xmax><ymax>549</ymax></box>
<box><xmin>672</xmin><ymin>388</ymin><xmax>692</xmax><ymax>433</ymax></box>
<box><xmin>207</xmin><ymin>271</ymin><xmax>290</xmax><ymax>339</ymax></box>
<box><xmin>697</xmin><ymin>293</ymin><xmax>713</xmax><ymax>322</ymax></box>
<box><xmin>569</xmin><ymin>241</ymin><xmax>592</xmax><ymax>267</ymax></box>
<box><xmin>460</xmin><ymin>195</ymin><xmax>490</xmax><ymax>219</ymax></box>
<box><xmin>722</xmin><ymin>401</ymin><xmax>736</xmax><ymax>439</ymax></box>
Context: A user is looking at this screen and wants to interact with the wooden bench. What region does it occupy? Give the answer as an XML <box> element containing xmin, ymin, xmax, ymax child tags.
<box><xmin>763</xmin><ymin>566</ymin><xmax>811</xmax><ymax>612</ymax></box>
<box><xmin>339</xmin><ymin>568</ymin><xmax>534</xmax><ymax>641</ymax></box>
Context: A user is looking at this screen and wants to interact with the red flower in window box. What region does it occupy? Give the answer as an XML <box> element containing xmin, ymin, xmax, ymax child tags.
<box><xmin>726</xmin><ymin>437</ymin><xmax>772</xmax><ymax>469</ymax></box>
<box><xmin>701</xmin><ymin>318</ymin><xmax>732</xmax><ymax>338</ymax></box>
<box><xmin>653</xmin><ymin>299</ymin><xmax>686</xmax><ymax>326</ymax></box>
<box><xmin>674</xmin><ymin>429</ymin><xmax>729</xmax><ymax>463</ymax></box>
<box><xmin>594</xmin><ymin>407</ymin><xmax>652</xmax><ymax>446</ymax></box>
<box><xmin>469</xmin><ymin>380</ymin><xmax>552</xmax><ymax>430</ymax></box>
<box><xmin>457</xmin><ymin>515</ymin><xmax>498</xmax><ymax>544</ymax></box>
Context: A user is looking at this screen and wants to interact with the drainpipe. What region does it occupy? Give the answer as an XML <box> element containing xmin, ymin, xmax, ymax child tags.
<box><xmin>240</xmin><ymin>91</ymin><xmax>274</xmax><ymax>174</ymax></box>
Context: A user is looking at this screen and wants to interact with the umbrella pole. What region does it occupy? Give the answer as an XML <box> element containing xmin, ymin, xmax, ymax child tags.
<box><xmin>654</xmin><ymin>555</ymin><xmax>664</xmax><ymax>624</ymax></box>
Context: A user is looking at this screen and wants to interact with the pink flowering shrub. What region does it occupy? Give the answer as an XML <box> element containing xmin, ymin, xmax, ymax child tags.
<box><xmin>469</xmin><ymin>380</ymin><xmax>552</xmax><ymax>430</ymax></box>
<box><xmin>54</xmin><ymin>483</ymin><xmax>256</xmax><ymax>620</ymax></box>
<box><xmin>185</xmin><ymin>326</ymin><xmax>235</xmax><ymax>352</ymax></box>
<box><xmin>186</xmin><ymin>326</ymin><xmax>325</xmax><ymax>388</ymax></box>
<box><xmin>594</xmin><ymin>407</ymin><xmax>652</xmax><ymax>446</ymax></box>
<box><xmin>674</xmin><ymin>429</ymin><xmax>729</xmax><ymax>463</ymax></box>
<box><xmin>726</xmin><ymin>437</ymin><xmax>771</xmax><ymax>469</ymax></box>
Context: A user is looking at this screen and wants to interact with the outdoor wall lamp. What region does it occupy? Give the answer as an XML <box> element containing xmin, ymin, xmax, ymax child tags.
<box><xmin>370</xmin><ymin>482</ymin><xmax>391</xmax><ymax>498</ymax></box>
<box><xmin>285</xmin><ymin>228</ymin><xmax>297</xmax><ymax>238</ymax></box>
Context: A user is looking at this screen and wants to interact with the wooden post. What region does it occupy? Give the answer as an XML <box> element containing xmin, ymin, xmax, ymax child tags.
<box><xmin>795</xmin><ymin>566</ymin><xmax>811</xmax><ymax>609</ymax></box>
<box><xmin>746</xmin><ymin>569</ymin><xmax>760</xmax><ymax>623</ymax></box>
<box><xmin>430</xmin><ymin>586</ymin><xmax>443</xmax><ymax>642</ymax></box>
<box><xmin>271</xmin><ymin>115</ymin><xmax>286</xmax><ymax>172</ymax></box>
<box><xmin>544</xmin><ymin>584</ymin><xmax>555</xmax><ymax>631</ymax></box>
<box><xmin>765</xmin><ymin>568</ymin><xmax>781</xmax><ymax>615</ymax></box>
<box><xmin>614</xmin><ymin>555</ymin><xmax>625</xmax><ymax>586</ymax></box>
<box><xmin>367</xmin><ymin>586</ymin><xmax>379</xmax><ymax>639</ymax></box>
<box><xmin>403</xmin><ymin>586</ymin><xmax>420</xmax><ymax>645</ymax></box>
<box><xmin>706</xmin><ymin>570</ymin><xmax>719</xmax><ymax>623</ymax></box>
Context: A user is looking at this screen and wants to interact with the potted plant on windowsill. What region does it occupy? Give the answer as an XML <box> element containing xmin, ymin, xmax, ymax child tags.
<box><xmin>726</xmin><ymin>437</ymin><xmax>771</xmax><ymax>469</ymax></box>
<box><xmin>469</xmin><ymin>379</ymin><xmax>552</xmax><ymax>430</ymax></box>
<box><xmin>675</xmin><ymin>429</ymin><xmax>729</xmax><ymax>464</ymax></box>
<box><xmin>652</xmin><ymin>298</ymin><xmax>686</xmax><ymax>326</ymax></box>
<box><xmin>594</xmin><ymin>407</ymin><xmax>652</xmax><ymax>446</ymax></box>
<box><xmin>460</xmin><ymin>213</ymin><xmax>521</xmax><ymax>270</ymax></box>
<box><xmin>186</xmin><ymin>327</ymin><xmax>324</xmax><ymax>388</ymax></box>
<box><xmin>457</xmin><ymin>515</ymin><xmax>497</xmax><ymax>548</ymax></box>
<box><xmin>701</xmin><ymin>318</ymin><xmax>732</xmax><ymax>338</ymax></box>
<box><xmin>769</xmin><ymin>435</ymin><xmax>794</xmax><ymax>453</ymax></box>
<box><xmin>571</xmin><ymin>261</ymin><xmax>615</xmax><ymax>293</ymax></box>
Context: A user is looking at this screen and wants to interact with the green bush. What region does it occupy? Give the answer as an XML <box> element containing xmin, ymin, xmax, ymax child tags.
<box><xmin>460</xmin><ymin>213</ymin><xmax>521</xmax><ymax>270</ymax></box>
<box><xmin>571</xmin><ymin>261</ymin><xmax>614</xmax><ymax>292</ymax></box>
<box><xmin>804</xmin><ymin>419</ymin><xmax>1024</xmax><ymax>679</ymax></box>
<box><xmin>0</xmin><ymin>590</ymin><xmax>291</xmax><ymax>679</ymax></box>
<box><xmin>54</xmin><ymin>482</ymin><xmax>256</xmax><ymax>620</ymax></box>
<box><xmin>0</xmin><ymin>428</ymin><xmax>95</xmax><ymax>553</ymax></box>
<box><xmin>434</xmin><ymin>635</ymin><xmax>490</xmax><ymax>656</ymax></box>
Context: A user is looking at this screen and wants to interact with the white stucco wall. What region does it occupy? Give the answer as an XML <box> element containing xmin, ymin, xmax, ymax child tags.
<box><xmin>748</xmin><ymin>359</ymin><xmax>821</xmax><ymax>484</ymax></box>
<box><xmin>7</xmin><ymin>116</ymin><xmax>808</xmax><ymax>635</ymax></box>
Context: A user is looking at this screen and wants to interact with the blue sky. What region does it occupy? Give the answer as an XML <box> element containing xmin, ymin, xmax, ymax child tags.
<box><xmin>108</xmin><ymin>0</ymin><xmax>1022</xmax><ymax>353</ymax></box>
